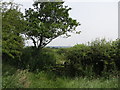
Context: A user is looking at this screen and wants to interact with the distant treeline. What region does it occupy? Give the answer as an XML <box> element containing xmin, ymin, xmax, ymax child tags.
<box><xmin>46</xmin><ymin>46</ymin><xmax>72</xmax><ymax>48</ymax></box>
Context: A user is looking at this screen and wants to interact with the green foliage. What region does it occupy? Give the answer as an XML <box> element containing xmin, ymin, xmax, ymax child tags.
<box><xmin>3</xmin><ymin>69</ymin><xmax>30</xmax><ymax>88</ymax></box>
<box><xmin>65</xmin><ymin>44</ymin><xmax>93</xmax><ymax>77</ymax></box>
<box><xmin>2</xmin><ymin>64</ymin><xmax>118</xmax><ymax>88</ymax></box>
<box><xmin>65</xmin><ymin>39</ymin><xmax>119</xmax><ymax>77</ymax></box>
<box><xmin>24</xmin><ymin>2</ymin><xmax>80</xmax><ymax>49</ymax></box>
<box><xmin>20</xmin><ymin>47</ymin><xmax>56</xmax><ymax>71</ymax></box>
<box><xmin>2</xmin><ymin>39</ymin><xmax>119</xmax><ymax>88</ymax></box>
<box><xmin>57</xmin><ymin>48</ymin><xmax>69</xmax><ymax>55</ymax></box>
<box><xmin>2</xmin><ymin>2</ymin><xmax>119</xmax><ymax>88</ymax></box>
<box><xmin>113</xmin><ymin>39</ymin><xmax>120</xmax><ymax>70</ymax></box>
<box><xmin>2</xmin><ymin>2</ymin><xmax>25</xmax><ymax>60</ymax></box>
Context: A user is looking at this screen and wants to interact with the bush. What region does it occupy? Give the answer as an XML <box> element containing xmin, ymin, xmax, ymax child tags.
<box><xmin>113</xmin><ymin>39</ymin><xmax>120</xmax><ymax>70</ymax></box>
<box><xmin>65</xmin><ymin>44</ymin><xmax>92</xmax><ymax>77</ymax></box>
<box><xmin>89</xmin><ymin>39</ymin><xmax>116</xmax><ymax>75</ymax></box>
<box><xmin>20</xmin><ymin>47</ymin><xmax>56</xmax><ymax>71</ymax></box>
<box><xmin>65</xmin><ymin>39</ymin><xmax>119</xmax><ymax>77</ymax></box>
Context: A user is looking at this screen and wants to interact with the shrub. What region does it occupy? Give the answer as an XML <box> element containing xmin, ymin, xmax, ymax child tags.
<box><xmin>65</xmin><ymin>44</ymin><xmax>92</xmax><ymax>77</ymax></box>
<box><xmin>89</xmin><ymin>39</ymin><xmax>115</xmax><ymax>75</ymax></box>
<box><xmin>65</xmin><ymin>39</ymin><xmax>119</xmax><ymax>77</ymax></box>
<box><xmin>113</xmin><ymin>39</ymin><xmax>120</xmax><ymax>70</ymax></box>
<box><xmin>20</xmin><ymin>47</ymin><xmax>56</xmax><ymax>71</ymax></box>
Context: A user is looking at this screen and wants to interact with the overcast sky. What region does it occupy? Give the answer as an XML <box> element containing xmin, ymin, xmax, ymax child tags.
<box><xmin>3</xmin><ymin>0</ymin><xmax>119</xmax><ymax>46</ymax></box>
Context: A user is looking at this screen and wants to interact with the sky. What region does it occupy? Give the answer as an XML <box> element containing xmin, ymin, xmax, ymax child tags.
<box><xmin>3</xmin><ymin>0</ymin><xmax>119</xmax><ymax>46</ymax></box>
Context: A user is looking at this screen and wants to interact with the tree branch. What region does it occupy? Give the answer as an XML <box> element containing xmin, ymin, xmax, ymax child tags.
<box><xmin>42</xmin><ymin>37</ymin><xmax>55</xmax><ymax>48</ymax></box>
<box><xmin>31</xmin><ymin>37</ymin><xmax>37</xmax><ymax>48</ymax></box>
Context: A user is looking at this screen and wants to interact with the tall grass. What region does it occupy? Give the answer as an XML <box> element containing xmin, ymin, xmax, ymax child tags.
<box><xmin>2</xmin><ymin>63</ymin><xmax>118</xmax><ymax>88</ymax></box>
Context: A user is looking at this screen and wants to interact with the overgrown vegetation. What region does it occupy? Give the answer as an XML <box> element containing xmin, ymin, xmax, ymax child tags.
<box><xmin>2</xmin><ymin>39</ymin><xmax>120</xmax><ymax>88</ymax></box>
<box><xmin>2</xmin><ymin>63</ymin><xmax>118</xmax><ymax>88</ymax></box>
<box><xmin>65</xmin><ymin>39</ymin><xmax>120</xmax><ymax>77</ymax></box>
<box><xmin>2</xmin><ymin>1</ymin><xmax>120</xmax><ymax>88</ymax></box>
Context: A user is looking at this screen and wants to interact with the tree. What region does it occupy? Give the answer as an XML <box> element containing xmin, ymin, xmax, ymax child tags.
<box><xmin>2</xmin><ymin>2</ymin><xmax>25</xmax><ymax>59</ymax></box>
<box><xmin>24</xmin><ymin>1</ymin><xmax>80</xmax><ymax>49</ymax></box>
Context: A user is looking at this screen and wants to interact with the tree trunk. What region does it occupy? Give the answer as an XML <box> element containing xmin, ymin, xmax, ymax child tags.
<box><xmin>38</xmin><ymin>36</ymin><xmax>43</xmax><ymax>49</ymax></box>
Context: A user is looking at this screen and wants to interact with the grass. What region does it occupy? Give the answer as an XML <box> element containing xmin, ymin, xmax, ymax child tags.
<box><xmin>2</xmin><ymin>47</ymin><xmax>119</xmax><ymax>88</ymax></box>
<box><xmin>2</xmin><ymin>63</ymin><xmax>118</xmax><ymax>88</ymax></box>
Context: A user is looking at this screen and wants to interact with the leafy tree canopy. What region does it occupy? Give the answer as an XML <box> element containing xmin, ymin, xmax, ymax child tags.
<box><xmin>2</xmin><ymin>2</ymin><xmax>25</xmax><ymax>59</ymax></box>
<box><xmin>24</xmin><ymin>1</ymin><xmax>80</xmax><ymax>49</ymax></box>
